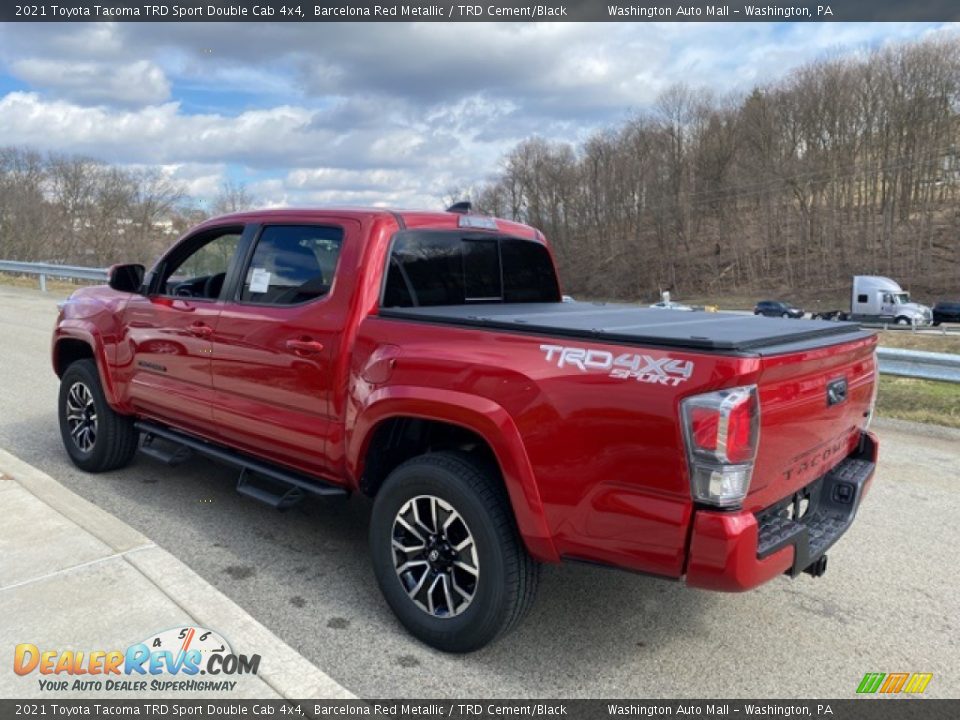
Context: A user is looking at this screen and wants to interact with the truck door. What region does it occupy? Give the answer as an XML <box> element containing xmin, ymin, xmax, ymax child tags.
<box><xmin>209</xmin><ymin>221</ymin><xmax>359</xmax><ymax>479</ymax></box>
<box><xmin>123</xmin><ymin>225</ymin><xmax>246</xmax><ymax>435</ymax></box>
<box><xmin>880</xmin><ymin>292</ymin><xmax>896</xmax><ymax>319</ymax></box>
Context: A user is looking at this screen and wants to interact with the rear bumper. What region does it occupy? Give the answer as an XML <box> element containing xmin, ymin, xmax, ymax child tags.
<box><xmin>685</xmin><ymin>430</ymin><xmax>878</xmax><ymax>592</ymax></box>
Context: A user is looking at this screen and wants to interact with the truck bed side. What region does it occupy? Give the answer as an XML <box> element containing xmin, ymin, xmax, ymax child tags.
<box><xmin>349</xmin><ymin>311</ymin><xmax>876</xmax><ymax>580</ymax></box>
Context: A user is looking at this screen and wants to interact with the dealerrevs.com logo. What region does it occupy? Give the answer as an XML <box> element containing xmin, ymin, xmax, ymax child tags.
<box><xmin>13</xmin><ymin>626</ymin><xmax>261</xmax><ymax>693</ymax></box>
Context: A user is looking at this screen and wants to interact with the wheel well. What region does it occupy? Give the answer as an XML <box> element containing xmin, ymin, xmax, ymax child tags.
<box><xmin>360</xmin><ymin>417</ymin><xmax>499</xmax><ymax>497</ymax></box>
<box><xmin>55</xmin><ymin>339</ymin><xmax>95</xmax><ymax>377</ymax></box>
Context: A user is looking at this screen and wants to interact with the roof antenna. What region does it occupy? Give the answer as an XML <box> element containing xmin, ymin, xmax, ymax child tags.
<box><xmin>447</xmin><ymin>201</ymin><xmax>471</xmax><ymax>214</ymax></box>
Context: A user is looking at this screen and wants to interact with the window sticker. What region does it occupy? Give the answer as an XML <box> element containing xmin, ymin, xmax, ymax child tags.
<box><xmin>249</xmin><ymin>268</ymin><xmax>271</xmax><ymax>293</ymax></box>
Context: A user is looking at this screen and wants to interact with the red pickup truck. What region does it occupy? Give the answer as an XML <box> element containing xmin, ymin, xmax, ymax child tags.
<box><xmin>52</xmin><ymin>206</ymin><xmax>879</xmax><ymax>652</ymax></box>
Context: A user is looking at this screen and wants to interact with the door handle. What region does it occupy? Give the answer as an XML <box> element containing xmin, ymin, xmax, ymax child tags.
<box><xmin>285</xmin><ymin>338</ymin><xmax>324</xmax><ymax>354</ymax></box>
<box><xmin>187</xmin><ymin>322</ymin><xmax>213</xmax><ymax>338</ymax></box>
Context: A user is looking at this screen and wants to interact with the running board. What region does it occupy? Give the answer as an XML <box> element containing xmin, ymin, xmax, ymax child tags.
<box><xmin>236</xmin><ymin>468</ymin><xmax>305</xmax><ymax>510</ymax></box>
<box><xmin>134</xmin><ymin>422</ymin><xmax>348</xmax><ymax>505</ymax></box>
<box><xmin>140</xmin><ymin>435</ymin><xmax>193</xmax><ymax>466</ymax></box>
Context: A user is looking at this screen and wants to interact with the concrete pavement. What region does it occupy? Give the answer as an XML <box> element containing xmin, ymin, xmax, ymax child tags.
<box><xmin>0</xmin><ymin>447</ymin><xmax>353</xmax><ymax>700</ymax></box>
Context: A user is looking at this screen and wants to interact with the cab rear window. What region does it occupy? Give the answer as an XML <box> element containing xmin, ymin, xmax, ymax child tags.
<box><xmin>382</xmin><ymin>231</ymin><xmax>560</xmax><ymax>307</ymax></box>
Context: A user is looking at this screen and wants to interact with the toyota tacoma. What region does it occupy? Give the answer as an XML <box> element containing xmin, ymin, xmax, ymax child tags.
<box><xmin>52</xmin><ymin>206</ymin><xmax>879</xmax><ymax>652</ymax></box>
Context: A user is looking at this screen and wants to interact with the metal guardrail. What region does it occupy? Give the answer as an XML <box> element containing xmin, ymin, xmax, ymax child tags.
<box><xmin>1</xmin><ymin>259</ymin><xmax>958</xmax><ymax>383</ymax></box>
<box><xmin>876</xmin><ymin>347</ymin><xmax>960</xmax><ymax>384</ymax></box>
<box><xmin>863</xmin><ymin>322</ymin><xmax>960</xmax><ymax>335</ymax></box>
<box><xmin>0</xmin><ymin>260</ymin><xmax>108</xmax><ymax>291</ymax></box>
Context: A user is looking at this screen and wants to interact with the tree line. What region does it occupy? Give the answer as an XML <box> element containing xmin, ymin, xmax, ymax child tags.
<box><xmin>0</xmin><ymin>148</ymin><xmax>253</xmax><ymax>267</ymax></box>
<box><xmin>474</xmin><ymin>34</ymin><xmax>960</xmax><ymax>302</ymax></box>
<box><xmin>3</xmin><ymin>34</ymin><xmax>958</xmax><ymax>302</ymax></box>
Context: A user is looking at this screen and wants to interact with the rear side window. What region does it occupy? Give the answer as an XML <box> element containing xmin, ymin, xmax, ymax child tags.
<box><xmin>240</xmin><ymin>225</ymin><xmax>343</xmax><ymax>305</ymax></box>
<box><xmin>857</xmin><ymin>294</ymin><xmax>868</xmax><ymax>303</ymax></box>
<box><xmin>382</xmin><ymin>232</ymin><xmax>560</xmax><ymax>307</ymax></box>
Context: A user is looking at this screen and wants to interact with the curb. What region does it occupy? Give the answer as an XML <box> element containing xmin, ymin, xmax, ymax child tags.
<box><xmin>0</xmin><ymin>448</ymin><xmax>354</xmax><ymax>700</ymax></box>
<box><xmin>0</xmin><ymin>448</ymin><xmax>150</xmax><ymax>554</ymax></box>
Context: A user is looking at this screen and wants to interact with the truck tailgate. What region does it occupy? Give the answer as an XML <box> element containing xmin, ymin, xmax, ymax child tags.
<box><xmin>745</xmin><ymin>334</ymin><xmax>878</xmax><ymax>512</ymax></box>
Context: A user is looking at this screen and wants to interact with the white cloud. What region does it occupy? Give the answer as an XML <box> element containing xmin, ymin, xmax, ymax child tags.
<box><xmin>0</xmin><ymin>21</ymin><xmax>957</xmax><ymax>210</ymax></box>
<box><xmin>0</xmin><ymin>93</ymin><xmax>317</xmax><ymax>166</ymax></box>
<box><xmin>10</xmin><ymin>58</ymin><xmax>171</xmax><ymax>107</ymax></box>
<box><xmin>154</xmin><ymin>163</ymin><xmax>229</xmax><ymax>199</ymax></box>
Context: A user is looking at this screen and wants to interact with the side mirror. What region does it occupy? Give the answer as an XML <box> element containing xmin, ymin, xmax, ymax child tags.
<box><xmin>108</xmin><ymin>264</ymin><xmax>146</xmax><ymax>294</ymax></box>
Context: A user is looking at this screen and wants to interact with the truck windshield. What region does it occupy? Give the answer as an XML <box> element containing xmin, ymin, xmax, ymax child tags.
<box><xmin>382</xmin><ymin>231</ymin><xmax>561</xmax><ymax>307</ymax></box>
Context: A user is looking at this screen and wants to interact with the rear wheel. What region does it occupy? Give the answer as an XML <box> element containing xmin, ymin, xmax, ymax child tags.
<box><xmin>58</xmin><ymin>359</ymin><xmax>138</xmax><ymax>472</ymax></box>
<box><xmin>369</xmin><ymin>451</ymin><xmax>538</xmax><ymax>652</ymax></box>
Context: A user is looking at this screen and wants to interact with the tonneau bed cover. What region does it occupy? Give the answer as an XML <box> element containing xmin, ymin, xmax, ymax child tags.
<box><xmin>378</xmin><ymin>303</ymin><xmax>871</xmax><ymax>354</ymax></box>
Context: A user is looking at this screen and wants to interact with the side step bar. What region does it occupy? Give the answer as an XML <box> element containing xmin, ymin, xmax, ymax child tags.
<box><xmin>140</xmin><ymin>435</ymin><xmax>193</xmax><ymax>466</ymax></box>
<box><xmin>135</xmin><ymin>422</ymin><xmax>348</xmax><ymax>507</ymax></box>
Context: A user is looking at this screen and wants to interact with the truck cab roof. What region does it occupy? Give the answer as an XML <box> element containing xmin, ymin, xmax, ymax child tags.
<box><xmin>853</xmin><ymin>275</ymin><xmax>905</xmax><ymax>292</ymax></box>
<box><xmin>193</xmin><ymin>207</ymin><xmax>542</xmax><ymax>242</ymax></box>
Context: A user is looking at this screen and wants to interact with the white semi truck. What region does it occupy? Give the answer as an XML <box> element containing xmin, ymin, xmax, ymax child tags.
<box><xmin>822</xmin><ymin>276</ymin><xmax>932</xmax><ymax>325</ymax></box>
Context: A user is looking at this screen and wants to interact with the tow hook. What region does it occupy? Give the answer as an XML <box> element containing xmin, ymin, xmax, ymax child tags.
<box><xmin>804</xmin><ymin>555</ymin><xmax>828</xmax><ymax>578</ymax></box>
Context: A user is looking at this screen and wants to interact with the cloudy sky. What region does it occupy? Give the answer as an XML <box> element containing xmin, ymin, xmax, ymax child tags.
<box><xmin>0</xmin><ymin>21</ymin><xmax>954</xmax><ymax>210</ymax></box>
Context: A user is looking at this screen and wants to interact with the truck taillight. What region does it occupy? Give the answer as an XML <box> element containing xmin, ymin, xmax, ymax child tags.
<box><xmin>681</xmin><ymin>385</ymin><xmax>760</xmax><ymax>507</ymax></box>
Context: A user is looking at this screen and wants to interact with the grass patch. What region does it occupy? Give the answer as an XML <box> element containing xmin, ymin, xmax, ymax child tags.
<box><xmin>876</xmin><ymin>375</ymin><xmax>960</xmax><ymax>428</ymax></box>
<box><xmin>872</xmin><ymin>329</ymin><xmax>960</xmax><ymax>355</ymax></box>
<box><xmin>0</xmin><ymin>273</ymin><xmax>94</xmax><ymax>294</ymax></box>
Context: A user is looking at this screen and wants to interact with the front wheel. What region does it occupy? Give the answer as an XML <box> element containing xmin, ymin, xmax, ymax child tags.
<box><xmin>895</xmin><ymin>316</ymin><xmax>912</xmax><ymax>326</ymax></box>
<box><xmin>58</xmin><ymin>359</ymin><xmax>139</xmax><ymax>472</ymax></box>
<box><xmin>369</xmin><ymin>452</ymin><xmax>539</xmax><ymax>652</ymax></box>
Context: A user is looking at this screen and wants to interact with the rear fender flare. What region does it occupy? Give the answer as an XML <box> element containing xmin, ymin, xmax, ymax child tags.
<box><xmin>348</xmin><ymin>385</ymin><xmax>560</xmax><ymax>563</ymax></box>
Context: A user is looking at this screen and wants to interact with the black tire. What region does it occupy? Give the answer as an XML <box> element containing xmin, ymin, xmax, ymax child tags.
<box><xmin>781</xmin><ymin>312</ymin><xmax>790</xmax><ymax>318</ymax></box>
<box><xmin>58</xmin><ymin>359</ymin><xmax>139</xmax><ymax>472</ymax></box>
<box><xmin>369</xmin><ymin>451</ymin><xmax>539</xmax><ymax>653</ymax></box>
<box><xmin>895</xmin><ymin>316</ymin><xmax>911</xmax><ymax>326</ymax></box>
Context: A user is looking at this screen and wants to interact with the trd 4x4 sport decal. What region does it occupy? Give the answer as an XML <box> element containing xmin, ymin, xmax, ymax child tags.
<box><xmin>540</xmin><ymin>344</ymin><xmax>694</xmax><ymax>386</ymax></box>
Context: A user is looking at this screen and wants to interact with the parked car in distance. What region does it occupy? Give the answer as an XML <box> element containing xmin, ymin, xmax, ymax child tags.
<box><xmin>755</xmin><ymin>300</ymin><xmax>804</xmax><ymax>319</ymax></box>
<box><xmin>649</xmin><ymin>300</ymin><xmax>694</xmax><ymax>311</ymax></box>
<box><xmin>932</xmin><ymin>300</ymin><xmax>960</xmax><ymax>325</ymax></box>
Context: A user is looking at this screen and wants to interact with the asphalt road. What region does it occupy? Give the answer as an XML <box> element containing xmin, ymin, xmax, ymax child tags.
<box><xmin>1</xmin><ymin>283</ymin><xmax>958</xmax><ymax>698</ymax></box>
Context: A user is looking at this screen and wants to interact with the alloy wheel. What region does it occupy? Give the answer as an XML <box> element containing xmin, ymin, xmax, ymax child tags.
<box><xmin>391</xmin><ymin>495</ymin><xmax>479</xmax><ymax>618</ymax></box>
<box><xmin>65</xmin><ymin>381</ymin><xmax>97</xmax><ymax>453</ymax></box>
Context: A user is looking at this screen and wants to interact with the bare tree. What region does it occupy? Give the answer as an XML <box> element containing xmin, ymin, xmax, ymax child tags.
<box><xmin>211</xmin><ymin>180</ymin><xmax>256</xmax><ymax>216</ymax></box>
<box><xmin>476</xmin><ymin>33</ymin><xmax>960</xmax><ymax>303</ymax></box>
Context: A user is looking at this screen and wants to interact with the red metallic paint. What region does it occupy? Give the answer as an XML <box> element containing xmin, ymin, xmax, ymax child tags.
<box><xmin>51</xmin><ymin>207</ymin><xmax>880</xmax><ymax>589</ymax></box>
<box><xmin>686</xmin><ymin>430</ymin><xmax>878</xmax><ymax>591</ymax></box>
